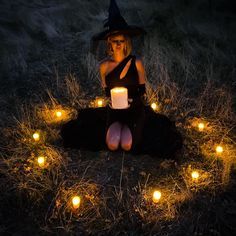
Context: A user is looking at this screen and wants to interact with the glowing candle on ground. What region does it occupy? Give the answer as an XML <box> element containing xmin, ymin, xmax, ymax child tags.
<box><xmin>151</xmin><ymin>102</ymin><xmax>158</xmax><ymax>111</ymax></box>
<box><xmin>216</xmin><ymin>145</ymin><xmax>223</xmax><ymax>154</ymax></box>
<box><xmin>33</xmin><ymin>132</ymin><xmax>40</xmax><ymax>141</ymax></box>
<box><xmin>110</xmin><ymin>87</ymin><xmax>128</xmax><ymax>109</ymax></box>
<box><xmin>72</xmin><ymin>196</ymin><xmax>81</xmax><ymax>209</ymax></box>
<box><xmin>97</xmin><ymin>99</ymin><xmax>104</xmax><ymax>107</ymax></box>
<box><xmin>191</xmin><ymin>171</ymin><xmax>199</xmax><ymax>180</ymax></box>
<box><xmin>37</xmin><ymin>156</ymin><xmax>45</xmax><ymax>167</ymax></box>
<box><xmin>56</xmin><ymin>111</ymin><xmax>62</xmax><ymax>118</ymax></box>
<box><xmin>198</xmin><ymin>122</ymin><xmax>205</xmax><ymax>131</ymax></box>
<box><xmin>152</xmin><ymin>190</ymin><xmax>162</xmax><ymax>203</ymax></box>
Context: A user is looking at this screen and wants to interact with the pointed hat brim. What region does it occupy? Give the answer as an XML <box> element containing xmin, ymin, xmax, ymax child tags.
<box><xmin>92</xmin><ymin>26</ymin><xmax>146</xmax><ymax>41</ymax></box>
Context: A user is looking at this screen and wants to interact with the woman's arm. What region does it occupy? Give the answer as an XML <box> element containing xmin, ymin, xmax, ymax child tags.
<box><xmin>99</xmin><ymin>61</ymin><xmax>111</xmax><ymax>97</ymax></box>
<box><xmin>135</xmin><ymin>58</ymin><xmax>146</xmax><ymax>85</ymax></box>
<box><xmin>135</xmin><ymin>57</ymin><xmax>146</xmax><ymax>96</ymax></box>
<box><xmin>99</xmin><ymin>61</ymin><xmax>107</xmax><ymax>88</ymax></box>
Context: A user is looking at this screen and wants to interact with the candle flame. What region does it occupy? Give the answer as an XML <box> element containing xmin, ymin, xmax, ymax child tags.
<box><xmin>97</xmin><ymin>99</ymin><xmax>104</xmax><ymax>107</ymax></box>
<box><xmin>56</xmin><ymin>111</ymin><xmax>62</xmax><ymax>117</ymax></box>
<box><xmin>72</xmin><ymin>196</ymin><xmax>81</xmax><ymax>209</ymax></box>
<box><xmin>152</xmin><ymin>190</ymin><xmax>161</xmax><ymax>203</ymax></box>
<box><xmin>151</xmin><ymin>103</ymin><xmax>158</xmax><ymax>111</ymax></box>
<box><xmin>191</xmin><ymin>171</ymin><xmax>199</xmax><ymax>180</ymax></box>
<box><xmin>37</xmin><ymin>156</ymin><xmax>45</xmax><ymax>167</ymax></box>
<box><xmin>198</xmin><ymin>122</ymin><xmax>205</xmax><ymax>131</ymax></box>
<box><xmin>33</xmin><ymin>132</ymin><xmax>40</xmax><ymax>141</ymax></box>
<box><xmin>216</xmin><ymin>145</ymin><xmax>223</xmax><ymax>154</ymax></box>
<box><xmin>111</xmin><ymin>87</ymin><xmax>127</xmax><ymax>93</ymax></box>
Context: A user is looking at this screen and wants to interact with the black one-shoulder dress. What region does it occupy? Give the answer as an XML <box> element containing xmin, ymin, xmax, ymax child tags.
<box><xmin>61</xmin><ymin>55</ymin><xmax>182</xmax><ymax>158</ymax></box>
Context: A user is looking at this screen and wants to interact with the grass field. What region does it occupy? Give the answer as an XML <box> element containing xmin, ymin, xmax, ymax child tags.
<box><xmin>0</xmin><ymin>0</ymin><xmax>235</xmax><ymax>235</ymax></box>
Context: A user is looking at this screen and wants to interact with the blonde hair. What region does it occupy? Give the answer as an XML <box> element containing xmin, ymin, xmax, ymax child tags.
<box><xmin>107</xmin><ymin>34</ymin><xmax>132</xmax><ymax>57</ymax></box>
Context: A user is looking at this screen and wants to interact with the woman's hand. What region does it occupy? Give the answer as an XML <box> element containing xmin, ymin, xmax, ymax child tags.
<box><xmin>128</xmin><ymin>98</ymin><xmax>133</xmax><ymax>104</ymax></box>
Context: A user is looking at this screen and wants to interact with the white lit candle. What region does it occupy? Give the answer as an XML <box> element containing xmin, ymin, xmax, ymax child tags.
<box><xmin>110</xmin><ymin>87</ymin><xmax>128</xmax><ymax>109</ymax></box>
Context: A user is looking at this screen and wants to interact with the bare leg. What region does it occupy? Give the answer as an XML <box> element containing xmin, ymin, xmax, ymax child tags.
<box><xmin>106</xmin><ymin>122</ymin><xmax>122</xmax><ymax>151</ymax></box>
<box><xmin>120</xmin><ymin>125</ymin><xmax>132</xmax><ymax>151</ymax></box>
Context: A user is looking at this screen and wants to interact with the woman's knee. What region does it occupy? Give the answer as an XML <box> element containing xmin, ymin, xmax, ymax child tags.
<box><xmin>106</xmin><ymin>122</ymin><xmax>122</xmax><ymax>151</ymax></box>
<box><xmin>121</xmin><ymin>143</ymin><xmax>132</xmax><ymax>151</ymax></box>
<box><xmin>107</xmin><ymin>142</ymin><xmax>119</xmax><ymax>151</ymax></box>
<box><xmin>120</xmin><ymin>125</ymin><xmax>132</xmax><ymax>151</ymax></box>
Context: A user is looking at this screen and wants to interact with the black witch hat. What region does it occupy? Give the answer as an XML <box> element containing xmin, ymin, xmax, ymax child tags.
<box><xmin>92</xmin><ymin>0</ymin><xmax>146</xmax><ymax>40</ymax></box>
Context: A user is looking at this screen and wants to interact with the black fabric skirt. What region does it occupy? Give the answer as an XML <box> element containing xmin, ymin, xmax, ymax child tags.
<box><xmin>60</xmin><ymin>105</ymin><xmax>183</xmax><ymax>158</ymax></box>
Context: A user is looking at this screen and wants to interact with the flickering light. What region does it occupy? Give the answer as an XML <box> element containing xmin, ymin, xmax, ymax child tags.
<box><xmin>97</xmin><ymin>99</ymin><xmax>104</xmax><ymax>107</ymax></box>
<box><xmin>152</xmin><ymin>190</ymin><xmax>162</xmax><ymax>203</ymax></box>
<box><xmin>151</xmin><ymin>102</ymin><xmax>158</xmax><ymax>111</ymax></box>
<box><xmin>37</xmin><ymin>156</ymin><xmax>45</xmax><ymax>167</ymax></box>
<box><xmin>191</xmin><ymin>171</ymin><xmax>199</xmax><ymax>180</ymax></box>
<box><xmin>72</xmin><ymin>196</ymin><xmax>81</xmax><ymax>209</ymax></box>
<box><xmin>198</xmin><ymin>122</ymin><xmax>205</xmax><ymax>131</ymax></box>
<box><xmin>33</xmin><ymin>132</ymin><xmax>40</xmax><ymax>141</ymax></box>
<box><xmin>56</xmin><ymin>111</ymin><xmax>62</xmax><ymax>117</ymax></box>
<box><xmin>216</xmin><ymin>145</ymin><xmax>223</xmax><ymax>154</ymax></box>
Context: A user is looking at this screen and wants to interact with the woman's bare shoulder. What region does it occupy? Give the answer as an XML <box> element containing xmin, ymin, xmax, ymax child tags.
<box><xmin>99</xmin><ymin>57</ymin><xmax>111</xmax><ymax>69</ymax></box>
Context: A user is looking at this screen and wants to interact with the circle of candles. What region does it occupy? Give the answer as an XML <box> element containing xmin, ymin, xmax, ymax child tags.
<box><xmin>56</xmin><ymin>111</ymin><xmax>62</xmax><ymax>118</ymax></box>
<box><xmin>37</xmin><ymin>156</ymin><xmax>45</xmax><ymax>167</ymax></box>
<box><xmin>72</xmin><ymin>196</ymin><xmax>81</xmax><ymax>209</ymax></box>
<box><xmin>152</xmin><ymin>190</ymin><xmax>162</xmax><ymax>203</ymax></box>
<box><xmin>33</xmin><ymin>132</ymin><xmax>40</xmax><ymax>141</ymax></box>
<box><xmin>198</xmin><ymin>122</ymin><xmax>205</xmax><ymax>131</ymax></box>
<box><xmin>97</xmin><ymin>99</ymin><xmax>104</xmax><ymax>107</ymax></box>
<box><xmin>151</xmin><ymin>103</ymin><xmax>157</xmax><ymax>111</ymax></box>
<box><xmin>191</xmin><ymin>171</ymin><xmax>199</xmax><ymax>180</ymax></box>
<box><xmin>216</xmin><ymin>145</ymin><xmax>223</xmax><ymax>154</ymax></box>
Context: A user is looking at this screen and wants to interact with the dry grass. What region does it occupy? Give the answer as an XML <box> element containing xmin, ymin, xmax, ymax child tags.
<box><xmin>0</xmin><ymin>52</ymin><xmax>235</xmax><ymax>235</ymax></box>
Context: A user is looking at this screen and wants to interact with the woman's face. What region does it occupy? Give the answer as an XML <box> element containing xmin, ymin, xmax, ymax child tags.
<box><xmin>110</xmin><ymin>34</ymin><xmax>126</xmax><ymax>54</ymax></box>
